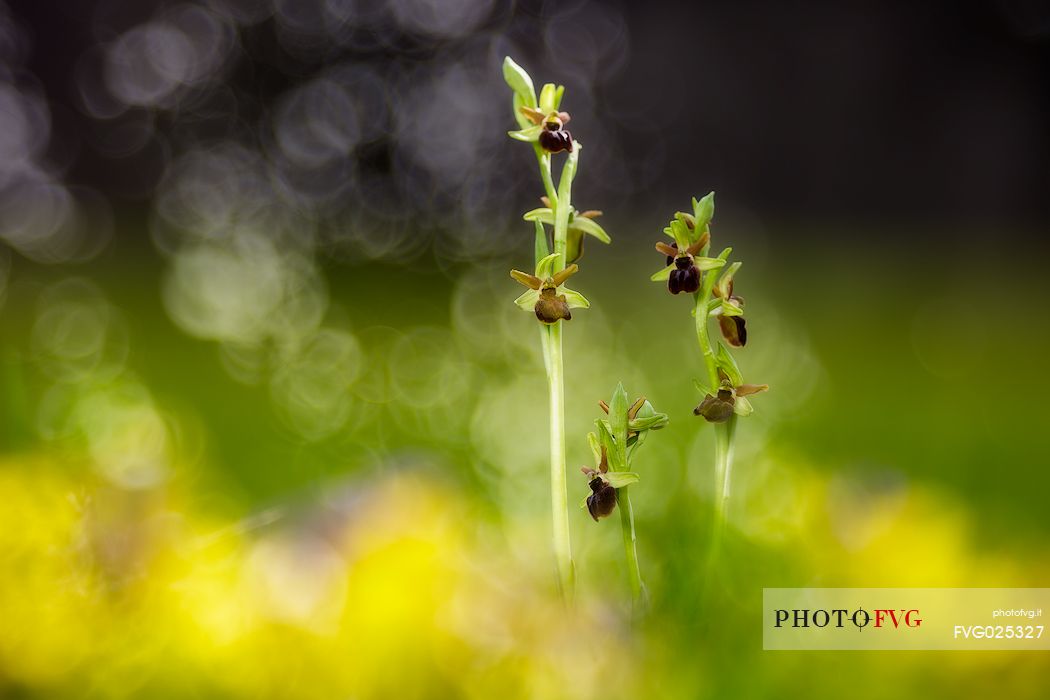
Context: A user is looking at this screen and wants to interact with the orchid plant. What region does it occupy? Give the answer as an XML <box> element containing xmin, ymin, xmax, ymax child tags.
<box><xmin>650</xmin><ymin>194</ymin><xmax>769</xmax><ymax>563</ymax></box>
<box><xmin>581</xmin><ymin>384</ymin><xmax>668</xmax><ymax>611</ymax></box>
<box><xmin>503</xmin><ymin>57</ymin><xmax>611</xmax><ymax>600</ymax></box>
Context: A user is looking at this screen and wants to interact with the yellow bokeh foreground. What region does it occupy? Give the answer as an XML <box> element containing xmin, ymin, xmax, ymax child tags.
<box><xmin>1</xmin><ymin>449</ymin><xmax>1048</xmax><ymax>699</ymax></box>
<box><xmin>0</xmin><ymin>456</ymin><xmax>640</xmax><ymax>698</ymax></box>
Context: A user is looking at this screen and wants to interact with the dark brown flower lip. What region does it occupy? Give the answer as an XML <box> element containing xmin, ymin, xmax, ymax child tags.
<box><xmin>694</xmin><ymin>390</ymin><xmax>736</xmax><ymax>423</ymax></box>
<box><xmin>539</xmin><ymin>128</ymin><xmax>573</xmax><ymax>153</ymax></box>
<box><xmin>668</xmin><ymin>265</ymin><xmax>700</xmax><ymax>295</ymax></box>
<box><xmin>534</xmin><ymin>288</ymin><xmax>571</xmax><ymax>324</ymax></box>
<box><xmin>586</xmin><ymin>478</ymin><xmax>618</xmax><ymax>521</ymax></box>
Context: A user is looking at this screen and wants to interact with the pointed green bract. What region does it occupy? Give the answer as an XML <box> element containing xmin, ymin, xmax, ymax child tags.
<box><xmin>716</xmin><ymin>261</ymin><xmax>742</xmax><ymax>296</ymax></box>
<box><xmin>595</xmin><ymin>418</ymin><xmax>623</xmax><ymax>471</ymax></box>
<box><xmin>693</xmin><ymin>191</ymin><xmax>715</xmax><ymax>232</ymax></box>
<box><xmin>523</xmin><ymin>207</ymin><xmax>555</xmax><ymax>224</ymax></box>
<box><xmin>503</xmin><ymin>56</ymin><xmax>536</xmax><ymax>106</ymax></box>
<box><xmin>609</xmin><ymin>384</ymin><xmax>629</xmax><ymax>472</ymax></box>
<box><xmin>610</xmin><ymin>384</ymin><xmax>629</xmax><ymax>442</ymax></box>
<box><xmin>587</xmin><ymin>431</ymin><xmax>602</xmax><ymax>466</ymax></box>
<box><xmin>716</xmin><ymin>342</ymin><xmax>744</xmax><ymax>386</ymax></box>
<box><xmin>534</xmin><ymin>221</ymin><xmax>549</xmax><ymax>266</ymax></box>
<box><xmin>570</xmin><ymin>215</ymin><xmax>611</xmax><ymax>243</ymax></box>
<box><xmin>604</xmin><ymin>472</ymin><xmax>641</xmax><ymax>488</ymax></box>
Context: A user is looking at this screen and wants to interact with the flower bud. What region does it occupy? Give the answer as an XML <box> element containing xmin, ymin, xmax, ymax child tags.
<box><xmin>586</xmin><ymin>478</ymin><xmax>618</xmax><ymax>521</ymax></box>
<box><xmin>718</xmin><ymin>314</ymin><xmax>747</xmax><ymax>347</ymax></box>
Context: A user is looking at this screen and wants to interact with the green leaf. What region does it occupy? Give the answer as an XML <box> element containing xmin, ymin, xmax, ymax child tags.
<box><xmin>587</xmin><ymin>431</ymin><xmax>602</xmax><ymax>467</ymax></box>
<box><xmin>523</xmin><ymin>208</ymin><xmax>555</xmax><ymax>224</ymax></box>
<box><xmin>717</xmin><ymin>246</ymin><xmax>733</xmax><ymax>261</ymax></box>
<box><xmin>570</xmin><ymin>216</ymin><xmax>611</xmax><ymax>244</ymax></box>
<box><xmin>561</xmin><ymin>287</ymin><xmax>590</xmax><ymax>309</ymax></box>
<box><xmin>694</xmin><ymin>257</ymin><xmax>726</xmax><ymax>271</ymax></box>
<box><xmin>650</xmin><ymin>263</ymin><xmax>675</xmax><ymax>282</ymax></box>
<box><xmin>733</xmin><ymin>395</ymin><xmax>754</xmax><ymax>417</ymax></box>
<box><xmin>580</xmin><ymin>494</ymin><xmax>590</xmax><ymax>509</ymax></box>
<box><xmin>693</xmin><ymin>191</ymin><xmax>715</xmax><ymax>232</ymax></box>
<box><xmin>502</xmin><ymin>57</ymin><xmax>536</xmax><ymax>106</ymax></box>
<box><xmin>513</xmin><ymin>288</ymin><xmax>540</xmax><ymax>311</ymax></box>
<box><xmin>511</xmin><ymin>92</ymin><xmax>531</xmax><ymax>129</ymax></box>
<box><xmin>533</xmin><ymin>221</ymin><xmax>549</xmax><ymax>267</ymax></box>
<box><xmin>534</xmin><ymin>252</ymin><xmax>562</xmax><ymax>279</ymax></box>
<box><xmin>605</xmin><ymin>472</ymin><xmax>640</xmax><ymax>488</ymax></box>
<box><xmin>553</xmin><ymin>84</ymin><xmax>565</xmax><ymax>110</ymax></box>
<box><xmin>716</xmin><ymin>343</ymin><xmax>744</xmax><ymax>387</ymax></box>
<box><xmin>508</xmin><ymin>124</ymin><xmax>543</xmax><ymax>142</ymax></box>
<box><xmin>539</xmin><ymin>83</ymin><xmax>558</xmax><ymax>113</ymax></box>
<box><xmin>693</xmin><ymin>378</ymin><xmax>712</xmax><ymax>396</ymax></box>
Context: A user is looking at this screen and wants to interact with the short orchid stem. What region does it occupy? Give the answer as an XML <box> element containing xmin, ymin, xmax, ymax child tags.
<box><xmin>618</xmin><ymin>486</ymin><xmax>645</xmax><ymax>611</ymax></box>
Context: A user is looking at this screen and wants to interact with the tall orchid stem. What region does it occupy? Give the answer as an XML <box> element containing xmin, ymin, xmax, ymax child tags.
<box><xmin>618</xmin><ymin>486</ymin><xmax>645</xmax><ymax>611</ymax></box>
<box><xmin>693</xmin><ymin>277</ymin><xmax>736</xmax><ymax>575</ymax></box>
<box><xmin>537</xmin><ymin>146</ymin><xmax>579</xmax><ymax>601</ymax></box>
<box><xmin>541</xmin><ymin>321</ymin><xmax>573</xmax><ymax>599</ymax></box>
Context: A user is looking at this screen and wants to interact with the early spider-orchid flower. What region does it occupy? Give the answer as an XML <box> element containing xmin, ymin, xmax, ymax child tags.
<box><xmin>510</xmin><ymin>253</ymin><xmax>590</xmax><ymax>324</ymax></box>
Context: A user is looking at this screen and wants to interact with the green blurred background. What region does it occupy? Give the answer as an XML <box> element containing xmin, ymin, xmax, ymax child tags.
<box><xmin>1</xmin><ymin>0</ymin><xmax>1049</xmax><ymax>697</ymax></box>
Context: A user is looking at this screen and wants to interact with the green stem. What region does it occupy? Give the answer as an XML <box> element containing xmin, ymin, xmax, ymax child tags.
<box><xmin>544</xmin><ymin>321</ymin><xmax>574</xmax><ymax>599</ymax></box>
<box><xmin>711</xmin><ymin>415</ymin><xmax>737</xmax><ymax>555</ymax></box>
<box><xmin>618</xmin><ymin>485</ymin><xmax>645</xmax><ymax>610</ymax></box>
<box><xmin>533</xmin><ymin>144</ymin><xmax>558</xmax><ymax>207</ymax></box>
<box><xmin>552</xmin><ymin>148</ymin><xmax>578</xmax><ymax>264</ymax></box>
<box><xmin>694</xmin><ymin>271</ymin><xmax>737</xmax><ymax>582</ymax></box>
<box><xmin>693</xmin><ymin>285</ymin><xmax>719</xmax><ymax>393</ymax></box>
<box><xmin>537</xmin><ymin>147</ymin><xmax>579</xmax><ymax>602</ymax></box>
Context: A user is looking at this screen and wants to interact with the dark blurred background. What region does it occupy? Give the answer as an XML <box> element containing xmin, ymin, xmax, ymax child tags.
<box><xmin>4</xmin><ymin>0</ymin><xmax>1049</xmax><ymax>263</ymax></box>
